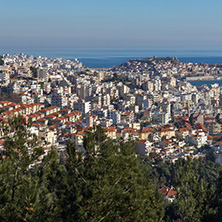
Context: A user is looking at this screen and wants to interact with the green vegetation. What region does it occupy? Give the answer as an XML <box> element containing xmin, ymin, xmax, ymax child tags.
<box><xmin>30</xmin><ymin>66</ymin><xmax>37</xmax><ymax>78</ymax></box>
<box><xmin>146</xmin><ymin>156</ymin><xmax>222</xmax><ymax>221</ymax></box>
<box><xmin>102</xmin><ymin>72</ymin><xmax>123</xmax><ymax>83</ymax></box>
<box><xmin>0</xmin><ymin>116</ymin><xmax>44</xmax><ymax>221</ymax></box>
<box><xmin>0</xmin><ymin>116</ymin><xmax>222</xmax><ymax>221</ymax></box>
<box><xmin>0</xmin><ymin>56</ymin><xmax>4</xmax><ymax>65</ymax></box>
<box><xmin>0</xmin><ymin>93</ymin><xmax>21</xmax><ymax>103</ymax></box>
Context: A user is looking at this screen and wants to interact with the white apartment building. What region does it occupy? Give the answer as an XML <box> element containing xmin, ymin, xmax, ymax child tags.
<box><xmin>152</xmin><ymin>112</ymin><xmax>169</xmax><ymax>125</ymax></box>
<box><xmin>73</xmin><ymin>99</ymin><xmax>91</xmax><ymax>115</ymax></box>
<box><xmin>51</xmin><ymin>90</ymin><xmax>68</xmax><ymax>108</ymax></box>
<box><xmin>186</xmin><ymin>131</ymin><xmax>207</xmax><ymax>148</ymax></box>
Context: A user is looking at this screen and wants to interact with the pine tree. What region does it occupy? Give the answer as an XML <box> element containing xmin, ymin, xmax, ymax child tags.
<box><xmin>0</xmin><ymin>115</ymin><xmax>44</xmax><ymax>221</ymax></box>
<box><xmin>215</xmin><ymin>171</ymin><xmax>222</xmax><ymax>221</ymax></box>
<box><xmin>0</xmin><ymin>121</ymin><xmax>166</xmax><ymax>221</ymax></box>
<box><xmin>80</xmin><ymin>125</ymin><xmax>165</xmax><ymax>221</ymax></box>
<box><xmin>30</xmin><ymin>147</ymin><xmax>62</xmax><ymax>222</ymax></box>
<box><xmin>172</xmin><ymin>158</ymin><xmax>217</xmax><ymax>222</ymax></box>
<box><xmin>56</xmin><ymin>141</ymin><xmax>85</xmax><ymax>222</ymax></box>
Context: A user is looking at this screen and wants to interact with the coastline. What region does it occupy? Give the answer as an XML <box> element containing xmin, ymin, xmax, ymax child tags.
<box><xmin>1</xmin><ymin>48</ymin><xmax>222</xmax><ymax>68</ymax></box>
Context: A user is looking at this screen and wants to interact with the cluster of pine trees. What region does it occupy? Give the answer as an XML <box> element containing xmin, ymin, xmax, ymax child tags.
<box><xmin>1</xmin><ymin>116</ymin><xmax>222</xmax><ymax>221</ymax></box>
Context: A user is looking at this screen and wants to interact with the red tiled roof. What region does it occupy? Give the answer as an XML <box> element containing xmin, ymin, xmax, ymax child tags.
<box><xmin>141</xmin><ymin>127</ymin><xmax>155</xmax><ymax>133</ymax></box>
<box><xmin>122</xmin><ymin>128</ymin><xmax>137</xmax><ymax>134</ymax></box>
<box><xmin>32</xmin><ymin>123</ymin><xmax>43</xmax><ymax>127</ymax></box>
<box><xmin>158</xmin><ymin>128</ymin><xmax>174</xmax><ymax>132</ymax></box>
<box><xmin>65</xmin><ymin>121</ymin><xmax>72</xmax><ymax>125</ymax></box>
<box><xmin>205</xmin><ymin>122</ymin><xmax>215</xmax><ymax>125</ymax></box>
<box><xmin>178</xmin><ymin>128</ymin><xmax>188</xmax><ymax>132</ymax></box>
<box><xmin>36</xmin><ymin>118</ymin><xmax>47</xmax><ymax>122</ymax></box>
<box><xmin>76</xmin><ymin>131</ymin><xmax>85</xmax><ymax>135</ymax></box>
<box><xmin>162</xmin><ymin>140</ymin><xmax>172</xmax><ymax>145</ymax></box>
<box><xmin>43</xmin><ymin>147</ymin><xmax>51</xmax><ymax>151</ymax></box>
<box><xmin>137</xmin><ymin>140</ymin><xmax>146</xmax><ymax>143</ymax></box>
<box><xmin>105</xmin><ymin>126</ymin><xmax>117</xmax><ymax>133</ymax></box>
<box><xmin>53</xmin><ymin>117</ymin><xmax>65</xmax><ymax>121</ymax></box>
<box><xmin>207</xmin><ymin>135</ymin><xmax>213</xmax><ymax>140</ymax></box>
<box><xmin>49</xmin><ymin>125</ymin><xmax>57</xmax><ymax>129</ymax></box>
<box><xmin>195</xmin><ymin>123</ymin><xmax>207</xmax><ymax>133</ymax></box>
<box><xmin>204</xmin><ymin>116</ymin><xmax>215</xmax><ymax>120</ymax></box>
<box><xmin>184</xmin><ymin>122</ymin><xmax>192</xmax><ymax>131</ymax></box>
<box><xmin>160</xmin><ymin>186</ymin><xmax>177</xmax><ymax>196</ymax></box>
<box><xmin>175</xmin><ymin>116</ymin><xmax>189</xmax><ymax>122</ymax></box>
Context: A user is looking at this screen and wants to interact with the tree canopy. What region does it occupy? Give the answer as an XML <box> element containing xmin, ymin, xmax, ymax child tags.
<box><xmin>0</xmin><ymin>116</ymin><xmax>222</xmax><ymax>221</ymax></box>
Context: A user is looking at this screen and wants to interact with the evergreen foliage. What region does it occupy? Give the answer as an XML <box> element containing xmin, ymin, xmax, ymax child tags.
<box><xmin>0</xmin><ymin>116</ymin><xmax>222</xmax><ymax>221</ymax></box>
<box><xmin>0</xmin><ymin>115</ymin><xmax>44</xmax><ymax>221</ymax></box>
<box><xmin>172</xmin><ymin>158</ymin><xmax>217</xmax><ymax>221</ymax></box>
<box><xmin>30</xmin><ymin>66</ymin><xmax>37</xmax><ymax>78</ymax></box>
<box><xmin>0</xmin><ymin>93</ymin><xmax>21</xmax><ymax>103</ymax></box>
<box><xmin>0</xmin><ymin>56</ymin><xmax>4</xmax><ymax>65</ymax></box>
<box><xmin>81</xmin><ymin>126</ymin><xmax>165</xmax><ymax>221</ymax></box>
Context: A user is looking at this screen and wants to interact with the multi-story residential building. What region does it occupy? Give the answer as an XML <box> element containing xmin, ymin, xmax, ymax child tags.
<box><xmin>152</xmin><ymin>112</ymin><xmax>169</xmax><ymax>125</ymax></box>
<box><xmin>205</xmin><ymin>122</ymin><xmax>221</xmax><ymax>135</ymax></box>
<box><xmin>73</xmin><ymin>99</ymin><xmax>91</xmax><ymax>115</ymax></box>
<box><xmin>157</xmin><ymin>128</ymin><xmax>175</xmax><ymax>140</ymax></box>
<box><xmin>186</xmin><ymin>131</ymin><xmax>207</xmax><ymax>148</ymax></box>
<box><xmin>107</xmin><ymin>110</ymin><xmax>121</xmax><ymax>125</ymax></box>
<box><xmin>93</xmin><ymin>108</ymin><xmax>107</xmax><ymax>118</ymax></box>
<box><xmin>137</xmin><ymin>140</ymin><xmax>153</xmax><ymax>156</ymax></box>
<box><xmin>51</xmin><ymin>89</ymin><xmax>68</xmax><ymax>108</ymax></box>
<box><xmin>37</xmin><ymin>68</ymin><xmax>48</xmax><ymax>80</ymax></box>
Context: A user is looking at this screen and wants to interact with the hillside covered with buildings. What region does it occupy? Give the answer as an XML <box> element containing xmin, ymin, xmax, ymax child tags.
<box><xmin>1</xmin><ymin>53</ymin><xmax>222</xmax><ymax>221</ymax></box>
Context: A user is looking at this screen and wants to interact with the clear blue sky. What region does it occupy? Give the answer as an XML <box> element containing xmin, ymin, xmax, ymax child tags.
<box><xmin>1</xmin><ymin>0</ymin><xmax>222</xmax><ymax>49</ymax></box>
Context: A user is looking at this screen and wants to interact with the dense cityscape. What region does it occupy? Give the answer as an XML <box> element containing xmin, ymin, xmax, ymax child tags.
<box><xmin>1</xmin><ymin>53</ymin><xmax>222</xmax><ymax>221</ymax></box>
<box><xmin>2</xmin><ymin>0</ymin><xmax>222</xmax><ymax>220</ymax></box>
<box><xmin>1</xmin><ymin>54</ymin><xmax>222</xmax><ymax>162</ymax></box>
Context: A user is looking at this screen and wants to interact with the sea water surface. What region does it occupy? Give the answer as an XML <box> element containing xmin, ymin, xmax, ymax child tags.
<box><xmin>1</xmin><ymin>48</ymin><xmax>222</xmax><ymax>86</ymax></box>
<box><xmin>188</xmin><ymin>80</ymin><xmax>222</xmax><ymax>87</ymax></box>
<box><xmin>1</xmin><ymin>48</ymin><xmax>222</xmax><ymax>68</ymax></box>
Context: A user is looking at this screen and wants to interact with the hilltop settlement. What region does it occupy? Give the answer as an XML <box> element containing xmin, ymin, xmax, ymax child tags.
<box><xmin>1</xmin><ymin>53</ymin><xmax>222</xmax><ymax>163</ymax></box>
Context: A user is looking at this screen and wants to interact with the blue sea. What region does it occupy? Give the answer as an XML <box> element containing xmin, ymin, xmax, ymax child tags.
<box><xmin>1</xmin><ymin>48</ymin><xmax>222</xmax><ymax>86</ymax></box>
<box><xmin>1</xmin><ymin>48</ymin><xmax>222</xmax><ymax>68</ymax></box>
<box><xmin>189</xmin><ymin>80</ymin><xmax>222</xmax><ymax>87</ymax></box>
